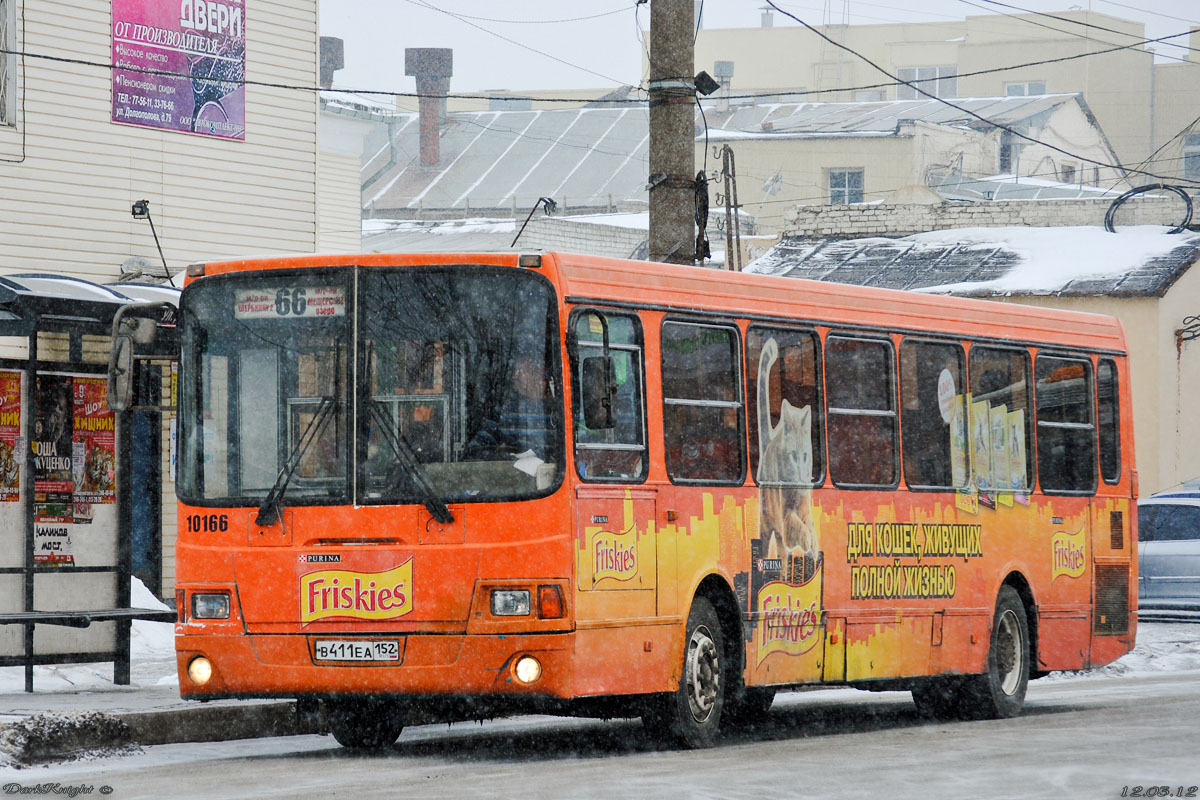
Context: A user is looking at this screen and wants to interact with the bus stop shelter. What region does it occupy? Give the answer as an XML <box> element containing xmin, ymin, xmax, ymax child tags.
<box><xmin>0</xmin><ymin>275</ymin><xmax>179</xmax><ymax>691</ymax></box>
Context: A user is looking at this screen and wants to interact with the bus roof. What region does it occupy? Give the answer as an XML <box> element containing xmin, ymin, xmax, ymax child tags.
<box><xmin>193</xmin><ymin>251</ymin><xmax>1127</xmax><ymax>354</ymax></box>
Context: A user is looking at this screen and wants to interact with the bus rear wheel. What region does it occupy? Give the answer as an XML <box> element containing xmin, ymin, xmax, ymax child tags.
<box><xmin>326</xmin><ymin>697</ymin><xmax>405</xmax><ymax>748</ymax></box>
<box><xmin>645</xmin><ymin>597</ymin><xmax>725</xmax><ymax>748</ymax></box>
<box><xmin>959</xmin><ymin>586</ymin><xmax>1030</xmax><ymax>719</ymax></box>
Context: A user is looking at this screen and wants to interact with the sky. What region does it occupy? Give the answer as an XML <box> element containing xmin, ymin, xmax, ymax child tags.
<box><xmin>318</xmin><ymin>0</ymin><xmax>1199</xmax><ymax>97</ymax></box>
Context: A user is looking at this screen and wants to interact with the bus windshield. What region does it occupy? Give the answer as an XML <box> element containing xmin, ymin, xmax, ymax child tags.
<box><xmin>177</xmin><ymin>265</ymin><xmax>563</xmax><ymax>507</ymax></box>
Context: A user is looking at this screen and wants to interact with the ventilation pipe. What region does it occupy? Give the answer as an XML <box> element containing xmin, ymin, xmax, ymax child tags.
<box><xmin>404</xmin><ymin>48</ymin><xmax>453</xmax><ymax>166</ymax></box>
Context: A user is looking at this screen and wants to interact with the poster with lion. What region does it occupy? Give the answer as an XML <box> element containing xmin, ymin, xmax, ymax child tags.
<box><xmin>72</xmin><ymin>376</ymin><xmax>116</xmax><ymax>521</ymax></box>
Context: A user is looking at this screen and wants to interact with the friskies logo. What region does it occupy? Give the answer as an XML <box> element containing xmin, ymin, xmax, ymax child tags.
<box><xmin>756</xmin><ymin>561</ymin><xmax>823</xmax><ymax>665</ymax></box>
<box><xmin>591</xmin><ymin>529</ymin><xmax>637</xmax><ymax>582</ymax></box>
<box><xmin>300</xmin><ymin>562</ymin><xmax>413</xmax><ymax>622</ymax></box>
<box><xmin>1051</xmin><ymin>527</ymin><xmax>1087</xmax><ymax>580</ymax></box>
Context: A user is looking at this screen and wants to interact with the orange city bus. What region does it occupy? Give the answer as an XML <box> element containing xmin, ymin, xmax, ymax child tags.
<box><xmin>169</xmin><ymin>251</ymin><xmax>1136</xmax><ymax>748</ymax></box>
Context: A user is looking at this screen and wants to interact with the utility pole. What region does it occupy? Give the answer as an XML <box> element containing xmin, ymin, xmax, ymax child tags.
<box><xmin>648</xmin><ymin>0</ymin><xmax>696</xmax><ymax>265</ymax></box>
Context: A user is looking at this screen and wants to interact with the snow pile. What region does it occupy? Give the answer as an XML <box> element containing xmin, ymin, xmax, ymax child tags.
<box><xmin>0</xmin><ymin>712</ymin><xmax>140</xmax><ymax>768</ymax></box>
<box><xmin>1088</xmin><ymin>621</ymin><xmax>1200</xmax><ymax>677</ymax></box>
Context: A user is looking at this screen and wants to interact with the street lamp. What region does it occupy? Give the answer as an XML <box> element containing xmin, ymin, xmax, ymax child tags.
<box><xmin>130</xmin><ymin>199</ymin><xmax>171</xmax><ymax>278</ymax></box>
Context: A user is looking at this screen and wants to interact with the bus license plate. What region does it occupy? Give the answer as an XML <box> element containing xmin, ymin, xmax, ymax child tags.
<box><xmin>314</xmin><ymin>639</ymin><xmax>401</xmax><ymax>662</ymax></box>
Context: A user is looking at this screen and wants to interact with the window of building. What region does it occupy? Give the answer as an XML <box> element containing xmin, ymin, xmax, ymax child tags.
<box><xmin>1035</xmin><ymin>355</ymin><xmax>1096</xmax><ymax>494</ymax></box>
<box><xmin>826</xmin><ymin>335</ymin><xmax>897</xmax><ymax>487</ymax></box>
<box><xmin>1005</xmin><ymin>81</ymin><xmax>1046</xmax><ymax>96</ymax></box>
<box><xmin>968</xmin><ymin>346</ymin><xmax>1033</xmax><ymax>491</ymax></box>
<box><xmin>1060</xmin><ymin>163</ymin><xmax>1077</xmax><ymax>184</ymax></box>
<box><xmin>829</xmin><ymin>169</ymin><xmax>864</xmax><ymax>204</ymax></box>
<box><xmin>900</xmin><ymin>339</ymin><xmax>968</xmax><ymax>490</ymax></box>
<box><xmin>854</xmin><ymin>90</ymin><xmax>885</xmax><ymax>102</ymax></box>
<box><xmin>570</xmin><ymin>309</ymin><xmax>648</xmax><ymax>483</ymax></box>
<box><xmin>1184</xmin><ymin>134</ymin><xmax>1200</xmax><ymax>182</ymax></box>
<box><xmin>897</xmin><ymin>66</ymin><xmax>958</xmax><ymax>99</ymax></box>
<box><xmin>661</xmin><ymin>320</ymin><xmax>744</xmax><ymax>484</ymax></box>
<box><xmin>746</xmin><ymin>326</ymin><xmax>824</xmax><ymax>487</ymax></box>
<box><xmin>0</xmin><ymin>0</ymin><xmax>13</xmax><ymax>127</ymax></box>
<box><xmin>1097</xmin><ymin>358</ymin><xmax>1120</xmax><ymax>484</ymax></box>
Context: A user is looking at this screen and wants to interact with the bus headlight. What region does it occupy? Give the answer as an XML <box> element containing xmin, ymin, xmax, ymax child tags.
<box><xmin>514</xmin><ymin>655</ymin><xmax>542</xmax><ymax>684</ymax></box>
<box><xmin>187</xmin><ymin>656</ymin><xmax>214</xmax><ymax>686</ymax></box>
<box><xmin>490</xmin><ymin>589</ymin><xmax>531</xmax><ymax>616</ymax></box>
<box><xmin>191</xmin><ymin>592</ymin><xmax>230</xmax><ymax>619</ymax></box>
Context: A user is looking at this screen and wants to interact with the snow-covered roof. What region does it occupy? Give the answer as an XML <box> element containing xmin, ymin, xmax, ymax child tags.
<box><xmin>356</xmin><ymin>95</ymin><xmax>1086</xmax><ymax>217</ymax></box>
<box><xmin>747</xmin><ymin>226</ymin><xmax>1200</xmax><ymax>297</ymax></box>
<box><xmin>705</xmin><ymin>94</ymin><xmax>1081</xmax><ymax>140</ymax></box>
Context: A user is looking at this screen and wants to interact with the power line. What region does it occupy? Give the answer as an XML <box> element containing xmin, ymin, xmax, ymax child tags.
<box><xmin>963</xmin><ymin>0</ymin><xmax>1199</xmax><ymax>60</ymax></box>
<box><xmin>759</xmin><ymin>0</ymin><xmax>1197</xmax><ymax>186</ymax></box>
<box><xmin>397</xmin><ymin>2</ymin><xmax>637</xmax><ymax>25</ymax></box>
<box><xmin>400</xmin><ymin>0</ymin><xmax>628</xmax><ymax>87</ymax></box>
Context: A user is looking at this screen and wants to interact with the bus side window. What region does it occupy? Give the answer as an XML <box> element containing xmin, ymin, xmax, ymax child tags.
<box><xmin>746</xmin><ymin>326</ymin><xmax>824</xmax><ymax>487</ymax></box>
<box><xmin>968</xmin><ymin>346</ymin><xmax>1034</xmax><ymax>492</ymax></box>
<box><xmin>661</xmin><ymin>320</ymin><xmax>744</xmax><ymax>484</ymax></box>
<box><xmin>1035</xmin><ymin>355</ymin><xmax>1096</xmax><ymax>494</ymax></box>
<box><xmin>1097</xmin><ymin>358</ymin><xmax>1121</xmax><ymax>484</ymax></box>
<box><xmin>570</xmin><ymin>310</ymin><xmax>648</xmax><ymax>482</ymax></box>
<box><xmin>900</xmin><ymin>339</ymin><xmax>967</xmax><ymax>490</ymax></box>
<box><xmin>825</xmin><ymin>335</ymin><xmax>897</xmax><ymax>487</ymax></box>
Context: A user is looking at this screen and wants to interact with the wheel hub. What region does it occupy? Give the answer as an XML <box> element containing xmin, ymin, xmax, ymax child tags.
<box><xmin>685</xmin><ymin>625</ymin><xmax>720</xmax><ymax>723</ymax></box>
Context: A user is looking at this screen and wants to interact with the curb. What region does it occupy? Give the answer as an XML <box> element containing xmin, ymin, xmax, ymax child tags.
<box><xmin>1</xmin><ymin>701</ymin><xmax>320</xmax><ymax>767</ymax></box>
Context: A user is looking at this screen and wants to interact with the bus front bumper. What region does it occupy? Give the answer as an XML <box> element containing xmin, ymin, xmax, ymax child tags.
<box><xmin>176</xmin><ymin>631</ymin><xmax>575</xmax><ymax>700</ymax></box>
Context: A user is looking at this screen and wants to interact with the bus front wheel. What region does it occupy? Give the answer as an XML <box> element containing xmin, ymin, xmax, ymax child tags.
<box><xmin>644</xmin><ymin>597</ymin><xmax>725</xmax><ymax>748</ymax></box>
<box><xmin>959</xmin><ymin>586</ymin><xmax>1030</xmax><ymax>719</ymax></box>
<box><xmin>326</xmin><ymin>697</ymin><xmax>405</xmax><ymax>748</ymax></box>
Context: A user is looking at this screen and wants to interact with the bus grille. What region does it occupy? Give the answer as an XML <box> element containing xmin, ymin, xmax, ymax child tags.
<box><xmin>1109</xmin><ymin>510</ymin><xmax>1124</xmax><ymax>550</ymax></box>
<box><xmin>1094</xmin><ymin>564</ymin><xmax>1129</xmax><ymax>635</ymax></box>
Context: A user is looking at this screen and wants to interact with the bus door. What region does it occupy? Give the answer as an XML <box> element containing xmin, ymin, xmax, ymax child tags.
<box><xmin>568</xmin><ymin>308</ymin><xmax>655</xmax><ymax>620</ymax></box>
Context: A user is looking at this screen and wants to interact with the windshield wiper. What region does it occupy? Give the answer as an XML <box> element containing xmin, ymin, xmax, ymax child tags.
<box><xmin>368</xmin><ymin>401</ymin><xmax>454</xmax><ymax>524</ymax></box>
<box><xmin>255</xmin><ymin>395</ymin><xmax>337</xmax><ymax>527</ymax></box>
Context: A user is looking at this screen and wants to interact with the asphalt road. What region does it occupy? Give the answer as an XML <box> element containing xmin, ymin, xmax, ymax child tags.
<box><xmin>5</xmin><ymin>670</ymin><xmax>1198</xmax><ymax>800</ymax></box>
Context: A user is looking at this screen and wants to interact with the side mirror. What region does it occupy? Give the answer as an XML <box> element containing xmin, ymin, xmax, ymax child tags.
<box><xmin>107</xmin><ymin>334</ymin><xmax>135</xmax><ymax>412</ymax></box>
<box><xmin>581</xmin><ymin>356</ymin><xmax>616</xmax><ymax>430</ymax></box>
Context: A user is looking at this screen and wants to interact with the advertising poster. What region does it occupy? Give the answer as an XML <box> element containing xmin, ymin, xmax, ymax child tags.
<box><xmin>0</xmin><ymin>371</ymin><xmax>20</xmax><ymax>502</ymax></box>
<box><xmin>34</xmin><ymin>375</ymin><xmax>75</xmax><ymax>564</ymax></box>
<box><xmin>111</xmin><ymin>0</ymin><xmax>247</xmax><ymax>139</ymax></box>
<box><xmin>949</xmin><ymin>393</ymin><xmax>968</xmax><ymax>490</ymax></box>
<box><xmin>970</xmin><ymin>398</ymin><xmax>992</xmax><ymax>492</ymax></box>
<box><xmin>72</xmin><ymin>376</ymin><xmax>117</xmax><ymax>522</ymax></box>
<box><xmin>31</xmin><ymin>375</ymin><xmax>118</xmax><ymax>565</ymax></box>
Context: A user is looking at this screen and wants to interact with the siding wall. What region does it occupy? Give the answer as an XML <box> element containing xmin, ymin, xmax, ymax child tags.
<box><xmin>0</xmin><ymin>0</ymin><xmax>322</xmax><ymax>597</ymax></box>
<box><xmin>0</xmin><ymin>0</ymin><xmax>320</xmax><ymax>279</ymax></box>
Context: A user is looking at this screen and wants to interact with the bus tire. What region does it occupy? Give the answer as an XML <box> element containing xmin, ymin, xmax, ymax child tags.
<box><xmin>326</xmin><ymin>697</ymin><xmax>405</xmax><ymax>749</ymax></box>
<box><xmin>910</xmin><ymin>677</ymin><xmax>964</xmax><ymax>720</ymax></box>
<box><xmin>647</xmin><ymin>597</ymin><xmax>725</xmax><ymax>748</ymax></box>
<box><xmin>723</xmin><ymin>686</ymin><xmax>775</xmax><ymax>728</ymax></box>
<box><xmin>959</xmin><ymin>586</ymin><xmax>1030</xmax><ymax>719</ymax></box>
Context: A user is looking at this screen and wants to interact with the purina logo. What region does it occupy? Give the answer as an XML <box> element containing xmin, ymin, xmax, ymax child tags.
<box><xmin>300</xmin><ymin>554</ymin><xmax>341</xmax><ymax>563</ymax></box>
<box><xmin>1051</xmin><ymin>527</ymin><xmax>1087</xmax><ymax>580</ymax></box>
<box><xmin>300</xmin><ymin>562</ymin><xmax>413</xmax><ymax>622</ymax></box>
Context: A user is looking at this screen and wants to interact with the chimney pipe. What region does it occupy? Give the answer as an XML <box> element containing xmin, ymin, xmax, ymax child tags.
<box><xmin>319</xmin><ymin>37</ymin><xmax>344</xmax><ymax>90</ymax></box>
<box><xmin>405</xmin><ymin>48</ymin><xmax>453</xmax><ymax>166</ymax></box>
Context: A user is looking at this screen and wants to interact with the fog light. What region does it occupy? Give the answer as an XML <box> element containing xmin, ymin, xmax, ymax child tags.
<box><xmin>514</xmin><ymin>655</ymin><xmax>542</xmax><ymax>684</ymax></box>
<box><xmin>491</xmin><ymin>589</ymin><xmax>531</xmax><ymax>616</ymax></box>
<box><xmin>187</xmin><ymin>656</ymin><xmax>214</xmax><ymax>686</ymax></box>
<box><xmin>192</xmin><ymin>592</ymin><xmax>230</xmax><ymax>619</ymax></box>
